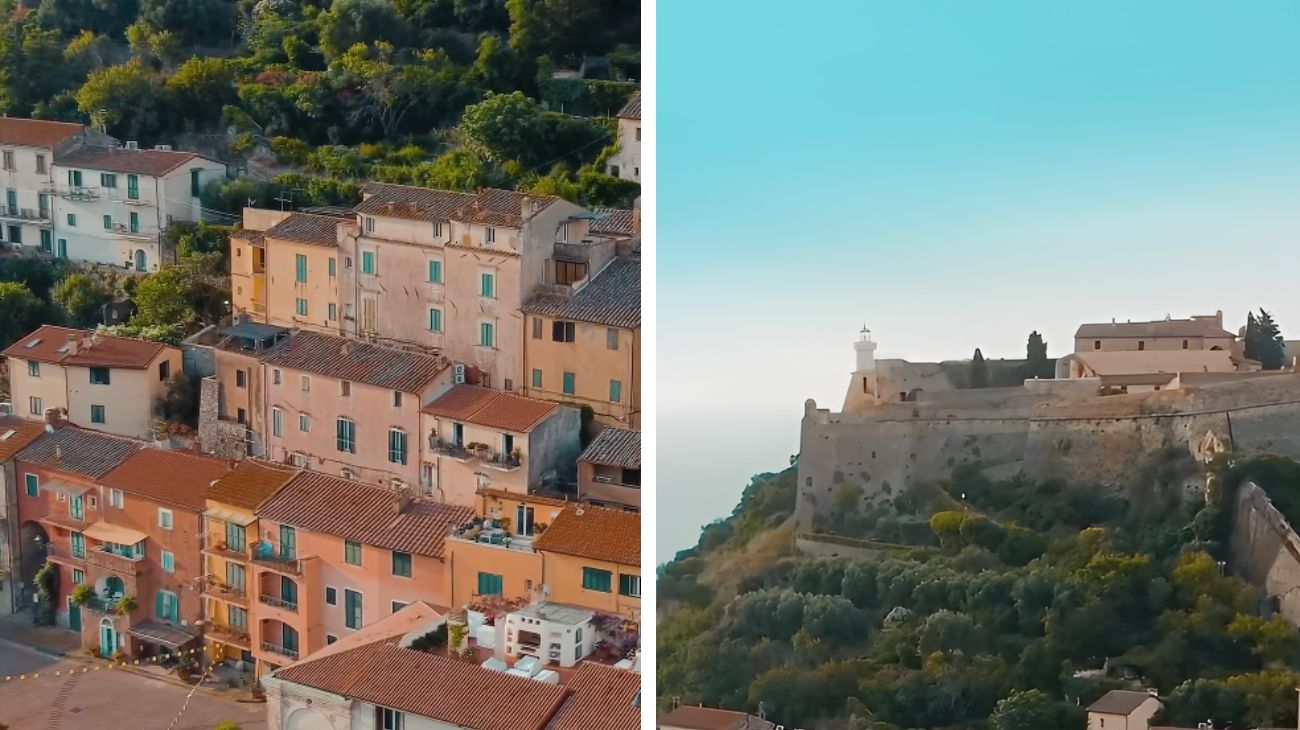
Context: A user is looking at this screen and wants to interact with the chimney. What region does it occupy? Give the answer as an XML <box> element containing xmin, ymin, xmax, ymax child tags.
<box><xmin>394</xmin><ymin>485</ymin><xmax>412</xmax><ymax>515</ymax></box>
<box><xmin>65</xmin><ymin>333</ymin><xmax>78</xmax><ymax>356</ymax></box>
<box><xmin>44</xmin><ymin>408</ymin><xmax>66</xmax><ymax>430</ymax></box>
<box><xmin>1216</xmin><ymin>309</ymin><xmax>1224</xmax><ymax>328</ymax></box>
<box><xmin>340</xmin><ymin>341</ymin><xmax>350</xmax><ymax>358</ymax></box>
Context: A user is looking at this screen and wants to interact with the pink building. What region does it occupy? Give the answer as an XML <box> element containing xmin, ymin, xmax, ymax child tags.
<box><xmin>259</xmin><ymin>331</ymin><xmax>452</xmax><ymax>489</ymax></box>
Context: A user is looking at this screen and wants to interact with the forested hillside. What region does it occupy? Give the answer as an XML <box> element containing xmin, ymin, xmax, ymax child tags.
<box><xmin>0</xmin><ymin>0</ymin><xmax>640</xmax><ymax>213</ymax></box>
<box><xmin>658</xmin><ymin>455</ymin><xmax>1300</xmax><ymax>730</ymax></box>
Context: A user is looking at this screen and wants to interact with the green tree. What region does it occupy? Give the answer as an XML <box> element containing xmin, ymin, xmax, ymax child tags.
<box><xmin>76</xmin><ymin>59</ymin><xmax>169</xmax><ymax>142</ymax></box>
<box><xmin>990</xmin><ymin>689</ymin><xmax>1080</xmax><ymax>730</ymax></box>
<box><xmin>166</xmin><ymin>57</ymin><xmax>237</xmax><ymax>126</ymax></box>
<box><xmin>319</xmin><ymin>0</ymin><xmax>409</xmax><ymax>59</ymax></box>
<box><xmin>53</xmin><ymin>273</ymin><xmax>114</xmax><ymax>328</ymax></box>
<box><xmin>139</xmin><ymin>0</ymin><xmax>236</xmax><ymax>45</ymax></box>
<box><xmin>507</xmin><ymin>0</ymin><xmax>607</xmax><ymax>67</ymax></box>
<box><xmin>929</xmin><ymin>510</ymin><xmax>966</xmax><ymax>547</ymax></box>
<box><xmin>459</xmin><ymin>90</ymin><xmax>542</xmax><ymax>163</ymax></box>
<box><xmin>1249</xmin><ymin>309</ymin><xmax>1286</xmax><ymax>370</ymax></box>
<box><xmin>970</xmin><ymin>348</ymin><xmax>989</xmax><ymax>388</ymax></box>
<box><xmin>0</xmin><ymin>282</ymin><xmax>41</xmax><ymax>348</ymax></box>
<box><xmin>1026</xmin><ymin>330</ymin><xmax>1050</xmax><ymax>379</ymax></box>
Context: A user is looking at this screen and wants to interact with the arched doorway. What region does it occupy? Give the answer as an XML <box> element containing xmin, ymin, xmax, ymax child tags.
<box><xmin>99</xmin><ymin>617</ymin><xmax>119</xmax><ymax>658</ymax></box>
<box><xmin>134</xmin><ymin>249</ymin><xmax>147</xmax><ymax>272</ymax></box>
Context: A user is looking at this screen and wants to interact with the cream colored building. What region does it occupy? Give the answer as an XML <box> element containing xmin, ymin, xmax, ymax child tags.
<box><xmin>1074</xmin><ymin>312</ymin><xmax>1235</xmax><ymax>354</ymax></box>
<box><xmin>0</xmin><ymin>118</ymin><xmax>112</xmax><ymax>254</ymax></box>
<box><xmin>230</xmin><ymin>209</ymin><xmax>347</xmax><ymax>333</ymax></box>
<box><xmin>418</xmin><ymin>384</ymin><xmax>580</xmax><ymax>506</ymax></box>
<box><xmin>607</xmin><ymin>92</ymin><xmax>641</xmax><ymax>182</ymax></box>
<box><xmin>2</xmin><ymin>325</ymin><xmax>181</xmax><ymax>439</ymax></box>
<box><xmin>1060</xmin><ymin>349</ymin><xmax>1245</xmax><ymax>393</ymax></box>
<box><xmin>1085</xmin><ymin>689</ymin><xmax>1161</xmax><ymax>730</ymax></box>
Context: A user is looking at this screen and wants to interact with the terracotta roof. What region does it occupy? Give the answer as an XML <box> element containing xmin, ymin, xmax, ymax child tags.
<box><xmin>1087</xmin><ymin>690</ymin><xmax>1159</xmax><ymax>715</ymax></box>
<box><xmin>258</xmin><ymin>472</ymin><xmax>472</xmax><ymax>559</ymax></box>
<box><xmin>1076</xmin><ymin>317</ymin><xmax>1234</xmax><ymax>340</ymax></box>
<box><xmin>578</xmin><ymin>427</ymin><xmax>639</xmax><ymax>469</ymax></box>
<box><xmin>275</xmin><ymin>638</ymin><xmax>569</xmax><ymax>730</ymax></box>
<box><xmin>422</xmin><ymin>385</ymin><xmax>559</xmax><ymax>432</ymax></box>
<box><xmin>100</xmin><ymin>449</ymin><xmax>232</xmax><ymax>511</ymax></box>
<box><xmin>0</xmin><ymin>417</ymin><xmax>48</xmax><ymax>463</ymax></box>
<box><xmin>262</xmin><ymin>331</ymin><xmax>447</xmax><ymax>393</ymax></box>
<box><xmin>3</xmin><ymin>325</ymin><xmax>170</xmax><ymax>369</ymax></box>
<box><xmin>356</xmin><ymin>182</ymin><xmax>473</xmax><ymax>223</ymax></box>
<box><xmin>206</xmin><ymin>459</ymin><xmax>297</xmax><ymax>510</ymax></box>
<box><xmin>264</xmin><ymin>212</ymin><xmax>343</xmax><ymax>247</ymax></box>
<box><xmin>450</xmin><ymin>189</ymin><xmax>560</xmax><ymax>228</ymax></box>
<box><xmin>657</xmin><ymin>706</ymin><xmax>773</xmax><ymax>730</ymax></box>
<box><xmin>523</xmin><ymin>255</ymin><xmax>640</xmax><ymax>329</ymax></box>
<box><xmin>545</xmin><ymin>662</ymin><xmax>641</xmax><ymax>730</ymax></box>
<box><xmin>589</xmin><ymin>208</ymin><xmax>635</xmax><ymax>237</ymax></box>
<box><xmin>55</xmin><ymin>146</ymin><xmax>215</xmax><ymax>176</ymax></box>
<box><xmin>534</xmin><ymin>504</ymin><xmax>639</xmax><ymax>566</ymax></box>
<box><xmin>16</xmin><ymin>427</ymin><xmax>141</xmax><ymax>478</ymax></box>
<box><xmin>479</xmin><ymin>487</ymin><xmax>574</xmax><ymax>509</ymax></box>
<box><xmin>0</xmin><ymin>118</ymin><xmax>86</xmax><ymax>148</ymax></box>
<box><xmin>617</xmin><ymin>92</ymin><xmax>640</xmax><ymax>120</ymax></box>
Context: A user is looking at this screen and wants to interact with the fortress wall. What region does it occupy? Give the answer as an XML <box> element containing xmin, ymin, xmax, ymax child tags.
<box><xmin>1230</xmin><ymin>482</ymin><xmax>1300</xmax><ymax>625</ymax></box>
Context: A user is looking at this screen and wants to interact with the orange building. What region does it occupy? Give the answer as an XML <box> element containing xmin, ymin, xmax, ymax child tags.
<box><xmin>249</xmin><ymin>471</ymin><xmax>471</xmax><ymax>675</ymax></box>
<box><xmin>0</xmin><ymin>415</ymin><xmax>47</xmax><ymax>614</ymax></box>
<box><xmin>577</xmin><ymin>426</ymin><xmax>641</xmax><ymax>510</ymax></box>
<box><xmin>200</xmin><ymin>459</ymin><xmax>298</xmax><ymax>669</ymax></box>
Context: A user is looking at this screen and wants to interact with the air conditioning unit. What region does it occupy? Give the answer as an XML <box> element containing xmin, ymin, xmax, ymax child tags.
<box><xmin>453</xmin><ymin>363</ymin><xmax>466</xmax><ymax>384</ymax></box>
<box><xmin>593</xmin><ymin>475</ymin><xmax>613</xmax><ymax>483</ymax></box>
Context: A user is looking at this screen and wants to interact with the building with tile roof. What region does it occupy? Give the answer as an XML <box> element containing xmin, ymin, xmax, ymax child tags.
<box><xmin>260</xmin><ymin>330</ymin><xmax>452</xmax><ymax>488</ymax></box>
<box><xmin>248</xmin><ymin>471</ymin><xmax>472</xmax><ymax>674</ymax></box>
<box><xmin>0</xmin><ymin>416</ymin><xmax>51</xmax><ymax>614</ymax></box>
<box><xmin>1086</xmin><ymin>689</ymin><xmax>1162</xmax><ymax>730</ymax></box>
<box><xmin>184</xmin><ymin>319</ymin><xmax>290</xmax><ymax>460</ymax></box>
<box><xmin>3</xmin><ymin>325</ymin><xmax>183</xmax><ymax>440</ymax></box>
<box><xmin>578</xmin><ymin>427</ymin><xmax>641</xmax><ymax>510</ymax></box>
<box><xmin>255</xmin><ymin>212</ymin><xmax>350</xmax><ymax>334</ymax></box>
<box><xmin>264</xmin><ymin>601</ymin><xmax>641</xmax><ymax>730</ymax></box>
<box><xmin>658</xmin><ymin>706</ymin><xmax>776</xmax><ymax>730</ymax></box>
<box><xmin>607</xmin><ymin>91</ymin><xmax>640</xmax><ymax>181</ymax></box>
<box><xmin>1074</xmin><ymin>311</ymin><xmax>1237</xmax><ymax>354</ymax></box>
<box><xmin>51</xmin><ymin>143</ymin><xmax>226</xmax><ymax>270</ymax></box>
<box><xmin>589</xmin><ymin>207</ymin><xmax>638</xmax><ymax>238</ymax></box>
<box><xmin>421</xmin><ymin>384</ymin><xmax>581</xmax><ymax>506</ymax></box>
<box><xmin>345</xmin><ymin>183</ymin><xmax>586</xmax><ymax>390</ymax></box>
<box><xmin>523</xmin><ymin>254</ymin><xmax>642</xmax><ymax>429</ymax></box>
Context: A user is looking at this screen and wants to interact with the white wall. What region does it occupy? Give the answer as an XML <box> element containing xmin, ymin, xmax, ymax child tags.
<box><xmin>0</xmin><ymin>145</ymin><xmax>56</xmax><ymax>252</ymax></box>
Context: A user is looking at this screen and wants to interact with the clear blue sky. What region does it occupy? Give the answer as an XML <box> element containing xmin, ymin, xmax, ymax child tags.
<box><xmin>656</xmin><ymin>0</ymin><xmax>1300</xmax><ymax>561</ymax></box>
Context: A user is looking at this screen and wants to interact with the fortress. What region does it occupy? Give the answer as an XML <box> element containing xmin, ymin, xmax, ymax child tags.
<box><xmin>795</xmin><ymin>326</ymin><xmax>1300</xmax><ymax>528</ymax></box>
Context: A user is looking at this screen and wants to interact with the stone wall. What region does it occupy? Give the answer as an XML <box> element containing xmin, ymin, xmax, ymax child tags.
<box><xmin>197</xmin><ymin>376</ymin><xmax>249</xmax><ymax>460</ymax></box>
<box><xmin>1230</xmin><ymin>481</ymin><xmax>1300</xmax><ymax>624</ymax></box>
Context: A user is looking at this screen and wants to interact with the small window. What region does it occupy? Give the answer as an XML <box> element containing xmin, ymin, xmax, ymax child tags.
<box><xmin>480</xmin><ymin>272</ymin><xmax>495</xmax><ymax>298</ymax></box>
<box><xmin>429</xmin><ymin>308</ymin><xmax>442</xmax><ymax>332</ymax></box>
<box><xmin>103</xmin><ymin>214</ymin><xmax>112</xmax><ymax>230</ymax></box>
<box><xmin>301</xmin><ymin>375</ymin><xmax>311</xmax><ymax>392</ymax></box>
<box><xmin>563</xmin><ymin>372</ymin><xmax>575</xmax><ymax>395</ymax></box>
<box><xmin>610</xmin><ymin>379</ymin><xmax>622</xmax><ymax>403</ymax></box>
<box><xmin>364</xmin><ymin>216</ymin><xmax>374</xmax><ymax>233</ymax></box>
<box><xmin>325</xmin><ymin>586</ymin><xmax>338</xmax><ymax>605</ymax></box>
<box><xmin>299</xmin><ymin>413</ymin><xmax>310</xmax><ymax>432</ymax></box>
<box><xmin>532</xmin><ymin>369</ymin><xmax>542</xmax><ymax>388</ymax></box>
<box><xmin>295</xmin><ymin>254</ymin><xmax>307</xmax><ymax>283</ymax></box>
<box><xmin>235</xmin><ymin>370</ymin><xmax>247</xmax><ymax>388</ymax></box>
<box><xmin>485</xmin><ymin>227</ymin><xmax>496</xmax><ymax>244</ymax></box>
<box><xmin>24</xmin><ymin>473</ymin><xmax>38</xmax><ymax>497</ymax></box>
<box><xmin>28</xmin><ymin>396</ymin><xmax>41</xmax><ymax>416</ymax></box>
<box><xmin>1138</xmin><ymin>341</ymin><xmax>1146</xmax><ymax>351</ymax></box>
<box><xmin>328</xmin><ymin>303</ymin><xmax>337</xmax><ymax>321</ymax></box>
<box><xmin>619</xmin><ymin>574</ymin><xmax>641</xmax><ymax>597</ymax></box>
<box><xmin>391</xmin><ymin>551</ymin><xmax>412</xmax><ymax>578</ymax></box>
<box><xmin>2</xmin><ymin>150</ymin><xmax>12</xmax><ymax>170</ymax></box>
<box><xmin>1182</xmin><ymin>339</ymin><xmax>1189</xmax><ymax>350</ymax></box>
<box><xmin>581</xmin><ymin>567</ymin><xmax>612</xmax><ymax>592</ymax></box>
<box><xmin>433</xmin><ymin>221</ymin><xmax>443</xmax><ymax>237</ymax></box>
<box><xmin>295</xmin><ymin>298</ymin><xmax>308</xmax><ymax>316</ymax></box>
<box><xmin>35</xmin><ymin>154</ymin><xmax>45</xmax><ymax>174</ymax></box>
<box><xmin>341</xmin><ymin>381</ymin><xmax>351</xmax><ymax>397</ymax></box>
<box><xmin>532</xmin><ymin>318</ymin><xmax>542</xmax><ymax>339</ymax></box>
<box><xmin>161</xmin><ymin>551</ymin><xmax>175</xmax><ymax>573</ymax></box>
<box><xmin>73</xmin><ymin>568</ymin><xmax>85</xmax><ymax>584</ymax></box>
<box><xmin>555</xmin><ymin>259</ymin><xmax>587</xmax><ymax>285</ymax></box>
<box><xmin>159</xmin><ymin>360</ymin><xmax>170</xmax><ymax>381</ymax></box>
<box><xmin>607</xmin><ymin>328</ymin><xmax>619</xmax><ymax>350</ymax></box>
<box><xmin>90</xmin><ymin>404</ymin><xmax>106</xmax><ymax>424</ymax></box>
<box><xmin>344</xmin><ymin>540</ymin><xmax>362</xmax><ymax>566</ymax></box>
<box><xmin>328</xmin><ymin>257</ymin><xmax>336</xmax><ymax>277</ymax></box>
<box><xmin>190</xmin><ymin>169</ymin><xmax>201</xmax><ymax>197</ymax></box>
<box><xmin>362</xmin><ymin>250</ymin><xmax>376</xmax><ymax>275</ymax></box>
<box><xmin>392</xmin><ymin>391</ymin><xmax>402</xmax><ymax>408</ymax></box>
<box><xmin>391</xmin><ymin>601</ymin><xmax>408</xmax><ymax>614</ymax></box>
<box><xmin>480</xmin><ymin>322</ymin><xmax>495</xmax><ymax>347</ymax></box>
<box><xmin>552</xmin><ymin>321</ymin><xmax>576</xmax><ymax>343</ymax></box>
<box><xmin>1093</xmin><ymin>340</ymin><xmax>1101</xmax><ymax>350</ymax></box>
<box><xmin>273</xmin><ymin>369</ymin><xmax>282</xmax><ymax>385</ymax></box>
<box><xmin>271</xmin><ymin>407</ymin><xmax>283</xmax><ymax>437</ymax></box>
<box><xmin>477</xmin><ymin>572</ymin><xmax>503</xmax><ymax>596</ymax></box>
<box><xmin>109</xmin><ymin>488</ymin><xmax>123</xmax><ymax>508</ymax></box>
<box><xmin>158</xmin><ymin>508</ymin><xmax>174</xmax><ymax>530</ymax></box>
<box><xmin>428</xmin><ymin>260</ymin><xmax>441</xmax><ymax>284</ymax></box>
<box><xmin>89</xmin><ymin>367</ymin><xmax>110</xmax><ymax>385</ymax></box>
<box><xmin>66</xmin><ymin>213</ymin><xmax>76</xmax><ymax>227</ymax></box>
<box><xmin>27</xmin><ymin>360</ymin><xmax>39</xmax><ymax>377</ymax></box>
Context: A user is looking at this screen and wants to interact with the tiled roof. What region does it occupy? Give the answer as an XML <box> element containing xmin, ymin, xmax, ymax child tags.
<box><xmin>617</xmin><ymin>92</ymin><xmax>640</xmax><ymax>120</ymax></box>
<box><xmin>523</xmin><ymin>255</ymin><xmax>640</xmax><ymax>329</ymax></box>
<box><xmin>450</xmin><ymin>189</ymin><xmax>560</xmax><ymax>228</ymax></box>
<box><xmin>0</xmin><ymin>417</ymin><xmax>48</xmax><ymax>463</ymax></box>
<box><xmin>0</xmin><ymin>118</ymin><xmax>86</xmax><ymax>148</ymax></box>
<box><xmin>264</xmin><ymin>212</ymin><xmax>344</xmax><ymax>247</ymax></box>
<box><xmin>534</xmin><ymin>504</ymin><xmax>639</xmax><ymax>566</ymax></box>
<box><xmin>1075</xmin><ymin>318</ymin><xmax>1234</xmax><ymax>340</ymax></box>
<box><xmin>589</xmin><ymin>208</ymin><xmax>635</xmax><ymax>237</ymax></box>
<box><xmin>422</xmin><ymin>385</ymin><xmax>559</xmax><ymax>433</ymax></box>
<box><xmin>15</xmin><ymin>427</ymin><xmax>141</xmax><ymax>478</ymax></box>
<box><xmin>545</xmin><ymin>663</ymin><xmax>641</xmax><ymax>730</ymax></box>
<box><xmin>206</xmin><ymin>459</ymin><xmax>297</xmax><ymax>510</ymax></box>
<box><xmin>275</xmin><ymin>638</ymin><xmax>569</xmax><ymax>730</ymax></box>
<box><xmin>356</xmin><ymin>182</ymin><xmax>473</xmax><ymax>223</ymax></box>
<box><xmin>56</xmin><ymin>146</ymin><xmax>215</xmax><ymax>176</ymax></box>
<box><xmin>479</xmin><ymin>487</ymin><xmax>575</xmax><ymax>508</ymax></box>
<box><xmin>100</xmin><ymin>449</ymin><xmax>233</xmax><ymax>511</ymax></box>
<box><xmin>1087</xmin><ymin>690</ymin><xmax>1158</xmax><ymax>715</ymax></box>
<box><xmin>3</xmin><ymin>325</ymin><xmax>169</xmax><ymax>369</ymax></box>
<box><xmin>578</xmin><ymin>427</ymin><xmax>639</xmax><ymax>469</ymax></box>
<box><xmin>657</xmin><ymin>706</ymin><xmax>772</xmax><ymax>730</ymax></box>
<box><xmin>258</xmin><ymin>472</ymin><xmax>472</xmax><ymax>559</ymax></box>
<box><xmin>262</xmin><ymin>331</ymin><xmax>447</xmax><ymax>393</ymax></box>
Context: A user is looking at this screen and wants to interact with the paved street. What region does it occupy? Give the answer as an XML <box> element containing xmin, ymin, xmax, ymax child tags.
<box><xmin>0</xmin><ymin>639</ymin><xmax>266</xmax><ymax>730</ymax></box>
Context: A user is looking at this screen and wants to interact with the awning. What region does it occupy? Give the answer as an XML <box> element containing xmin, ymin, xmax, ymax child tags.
<box><xmin>203</xmin><ymin>506</ymin><xmax>255</xmax><ymax>527</ymax></box>
<box><xmin>126</xmin><ymin>620</ymin><xmax>198</xmax><ymax>649</ymax></box>
<box><xmin>83</xmin><ymin>522</ymin><xmax>148</xmax><ymax>546</ymax></box>
<box><xmin>40</xmin><ymin>480</ymin><xmax>92</xmax><ymax>497</ymax></box>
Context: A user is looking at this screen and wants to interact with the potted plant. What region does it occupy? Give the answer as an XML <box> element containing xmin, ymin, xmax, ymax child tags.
<box><xmin>534</xmin><ymin>523</ymin><xmax>548</xmax><ymax>535</ymax></box>
<box><xmin>70</xmin><ymin>584</ymin><xmax>93</xmax><ymax>607</ymax></box>
<box><xmin>115</xmin><ymin>594</ymin><xmax>137</xmax><ymax>616</ymax></box>
<box><xmin>112</xmin><ymin>650</ymin><xmax>126</xmax><ymax>663</ymax></box>
<box><xmin>510</xmin><ymin>448</ymin><xmax>522</xmax><ymax>463</ymax></box>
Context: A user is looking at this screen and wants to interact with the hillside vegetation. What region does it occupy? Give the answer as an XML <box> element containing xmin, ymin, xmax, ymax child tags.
<box><xmin>658</xmin><ymin>453</ymin><xmax>1300</xmax><ymax>730</ymax></box>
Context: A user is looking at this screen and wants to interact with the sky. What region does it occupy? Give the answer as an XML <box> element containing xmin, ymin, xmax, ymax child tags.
<box><xmin>656</xmin><ymin>0</ymin><xmax>1300</xmax><ymax>562</ymax></box>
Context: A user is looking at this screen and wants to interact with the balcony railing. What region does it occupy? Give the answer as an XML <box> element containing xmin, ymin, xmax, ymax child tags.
<box><xmin>43</xmin><ymin>185</ymin><xmax>98</xmax><ymax>201</ymax></box>
<box><xmin>260</xmin><ymin>641</ymin><xmax>299</xmax><ymax>660</ymax></box>
<box><xmin>87</xmin><ymin>547</ymin><xmax>145</xmax><ymax>577</ymax></box>
<box><xmin>428</xmin><ymin>436</ymin><xmax>471</xmax><ymax>460</ymax></box>
<box><xmin>202</xmin><ymin>543</ymin><xmax>249</xmax><ymax>563</ymax></box>
<box><xmin>481</xmin><ymin>451</ymin><xmax>521</xmax><ymax>472</ymax></box>
<box><xmin>0</xmin><ymin>206</ymin><xmax>51</xmax><ymax>222</ymax></box>
<box><xmin>258</xmin><ymin>594</ymin><xmax>298</xmax><ymax>612</ymax></box>
<box><xmin>251</xmin><ymin>552</ymin><xmax>303</xmax><ymax>576</ymax></box>
<box><xmin>202</xmin><ymin>582</ymin><xmax>248</xmax><ymax>604</ymax></box>
<box><xmin>206</xmin><ymin>625</ymin><xmax>251</xmax><ymax>649</ymax></box>
<box><xmin>44</xmin><ymin>544</ymin><xmax>85</xmax><ymax>563</ymax></box>
<box><xmin>449</xmin><ymin>522</ymin><xmax>535</xmax><ymax>553</ymax></box>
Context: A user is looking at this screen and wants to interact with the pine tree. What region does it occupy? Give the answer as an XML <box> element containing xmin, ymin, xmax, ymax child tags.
<box><xmin>1244</xmin><ymin>311</ymin><xmax>1259</xmax><ymax>361</ymax></box>
<box><xmin>970</xmin><ymin>348</ymin><xmax>989</xmax><ymax>388</ymax></box>
<box><xmin>1254</xmin><ymin>309</ymin><xmax>1285</xmax><ymax>370</ymax></box>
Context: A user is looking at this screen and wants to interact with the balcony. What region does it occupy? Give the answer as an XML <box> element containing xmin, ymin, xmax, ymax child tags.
<box><xmin>87</xmin><ymin>547</ymin><xmax>145</xmax><ymax>577</ymax></box>
<box><xmin>480</xmin><ymin>451</ymin><xmax>521</xmax><ymax>473</ymax></box>
<box><xmin>449</xmin><ymin>520</ymin><xmax>536</xmax><ymax>553</ymax></box>
<box><xmin>428</xmin><ymin>436</ymin><xmax>471</xmax><ymax>461</ymax></box>
<box><xmin>43</xmin><ymin>185</ymin><xmax>98</xmax><ymax>201</ymax></box>
<box><xmin>0</xmin><ymin>206</ymin><xmax>52</xmax><ymax>224</ymax></box>
<box><xmin>202</xmin><ymin>543</ymin><xmax>249</xmax><ymax>563</ymax></box>
<box><xmin>43</xmin><ymin>544</ymin><xmax>85</xmax><ymax>565</ymax></box>
<box><xmin>251</xmin><ymin>553</ymin><xmax>303</xmax><ymax>576</ymax></box>
<box><xmin>580</xmin><ymin>480</ymin><xmax>641</xmax><ymax>510</ymax></box>
<box><xmin>258</xmin><ymin>594</ymin><xmax>298</xmax><ymax>613</ymax></box>
<box><xmin>38</xmin><ymin>513</ymin><xmax>87</xmax><ymax>531</ymax></box>
<box><xmin>206</xmin><ymin>625</ymin><xmax>251</xmax><ymax>650</ymax></box>
<box><xmin>202</xmin><ymin>582</ymin><xmax>248</xmax><ymax>605</ymax></box>
<box><xmin>108</xmin><ymin>223</ymin><xmax>154</xmax><ymax>241</ymax></box>
<box><xmin>259</xmin><ymin>641</ymin><xmax>299</xmax><ymax>661</ymax></box>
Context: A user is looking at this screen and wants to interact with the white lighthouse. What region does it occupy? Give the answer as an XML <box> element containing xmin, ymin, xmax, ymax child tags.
<box><xmin>843</xmin><ymin>325</ymin><xmax>882</xmax><ymax>412</ymax></box>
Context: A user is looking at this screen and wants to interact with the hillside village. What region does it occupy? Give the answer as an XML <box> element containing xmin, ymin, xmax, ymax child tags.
<box><xmin>659</xmin><ymin>310</ymin><xmax>1300</xmax><ymax>730</ymax></box>
<box><xmin>0</xmin><ymin>114</ymin><xmax>642</xmax><ymax>730</ymax></box>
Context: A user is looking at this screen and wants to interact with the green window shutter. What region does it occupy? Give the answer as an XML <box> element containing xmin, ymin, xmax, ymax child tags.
<box><xmin>155</xmin><ymin>591</ymin><xmax>165</xmax><ymax>619</ymax></box>
<box><xmin>103</xmin><ymin>214</ymin><xmax>112</xmax><ymax>229</ymax></box>
<box><xmin>477</xmin><ymin>572</ymin><xmax>503</xmax><ymax>596</ymax></box>
<box><xmin>329</xmin><ymin>257</ymin><xmax>336</xmax><ymax>277</ymax></box>
<box><xmin>429</xmin><ymin>308</ymin><xmax>441</xmax><ymax>332</ymax></box>
<box><xmin>24</xmin><ymin>473</ymin><xmax>37</xmax><ymax>496</ymax></box>
<box><xmin>563</xmin><ymin>372</ymin><xmax>575</xmax><ymax>395</ymax></box>
<box><xmin>582</xmin><ymin>568</ymin><xmax>612</xmax><ymax>592</ymax></box>
<box><xmin>532</xmin><ymin>369</ymin><xmax>542</xmax><ymax>388</ymax></box>
<box><xmin>480</xmin><ymin>273</ymin><xmax>493</xmax><ymax>297</ymax></box>
<box><xmin>190</xmin><ymin>169</ymin><xmax>200</xmax><ymax>197</ymax></box>
<box><xmin>610</xmin><ymin>380</ymin><xmax>622</xmax><ymax>403</ymax></box>
<box><xmin>129</xmin><ymin>212</ymin><xmax>139</xmax><ymax>233</ymax></box>
<box><xmin>429</xmin><ymin>260</ymin><xmax>441</xmax><ymax>283</ymax></box>
<box><xmin>295</xmin><ymin>254</ymin><xmax>307</xmax><ymax>282</ymax></box>
<box><xmin>127</xmin><ymin>174</ymin><xmax>138</xmax><ymax>199</ymax></box>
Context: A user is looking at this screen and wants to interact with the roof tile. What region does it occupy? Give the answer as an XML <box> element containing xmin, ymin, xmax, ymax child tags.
<box><xmin>545</xmin><ymin>662</ymin><xmax>641</xmax><ymax>730</ymax></box>
<box><xmin>56</xmin><ymin>146</ymin><xmax>215</xmax><ymax>176</ymax></box>
<box><xmin>0</xmin><ymin>417</ymin><xmax>48</xmax><ymax>463</ymax></box>
<box><xmin>0</xmin><ymin>118</ymin><xmax>87</xmax><ymax>148</ymax></box>
<box><xmin>524</xmin><ymin>255</ymin><xmax>640</xmax><ymax>329</ymax></box>
<box><xmin>264</xmin><ymin>212</ymin><xmax>345</xmax><ymax>247</ymax></box>
<box><xmin>534</xmin><ymin>504</ymin><xmax>639</xmax><ymax>566</ymax></box>
<box><xmin>357</xmin><ymin>183</ymin><xmax>474</xmax><ymax>223</ymax></box>
<box><xmin>3</xmin><ymin>325</ymin><xmax>170</xmax><ymax>369</ymax></box>
<box><xmin>451</xmin><ymin>189</ymin><xmax>560</xmax><ymax>228</ymax></box>
<box><xmin>206</xmin><ymin>459</ymin><xmax>297</xmax><ymax>511</ymax></box>
<box><xmin>262</xmin><ymin>331</ymin><xmax>447</xmax><ymax>393</ymax></box>
<box><xmin>100</xmin><ymin>449</ymin><xmax>233</xmax><ymax>511</ymax></box>
<box><xmin>16</xmin><ymin>427</ymin><xmax>141</xmax><ymax>479</ymax></box>
<box><xmin>578</xmin><ymin>428</ymin><xmax>639</xmax><ymax>469</ymax></box>
<box><xmin>422</xmin><ymin>385</ymin><xmax>559</xmax><ymax>433</ymax></box>
<box><xmin>617</xmin><ymin>92</ymin><xmax>640</xmax><ymax>120</ymax></box>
